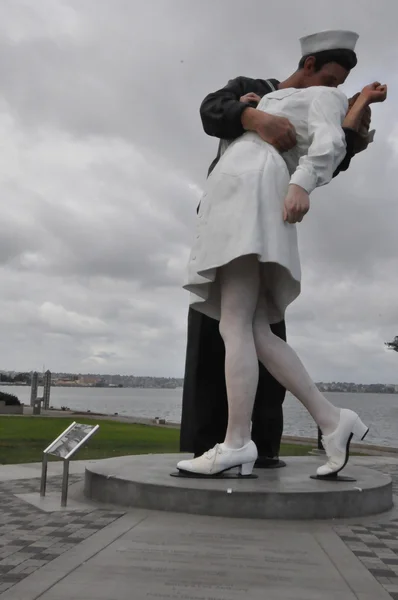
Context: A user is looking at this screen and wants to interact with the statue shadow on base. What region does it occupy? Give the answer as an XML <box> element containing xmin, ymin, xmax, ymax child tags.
<box><xmin>171</xmin><ymin>472</ymin><xmax>355</xmax><ymax>481</ymax></box>
<box><xmin>310</xmin><ymin>473</ymin><xmax>357</xmax><ymax>483</ymax></box>
<box><xmin>170</xmin><ymin>471</ymin><xmax>258</xmax><ymax>479</ymax></box>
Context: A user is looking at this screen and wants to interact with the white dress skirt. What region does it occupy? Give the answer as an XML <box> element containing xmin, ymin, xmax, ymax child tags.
<box><xmin>184</xmin><ymin>86</ymin><xmax>348</xmax><ymax>323</ymax></box>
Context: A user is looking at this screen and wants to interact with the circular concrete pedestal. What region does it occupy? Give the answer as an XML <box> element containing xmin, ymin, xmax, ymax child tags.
<box><xmin>84</xmin><ymin>454</ymin><xmax>393</xmax><ymax>520</ymax></box>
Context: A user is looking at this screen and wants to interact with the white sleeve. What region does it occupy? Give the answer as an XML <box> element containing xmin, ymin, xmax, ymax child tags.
<box><xmin>289</xmin><ymin>88</ymin><xmax>348</xmax><ymax>194</ymax></box>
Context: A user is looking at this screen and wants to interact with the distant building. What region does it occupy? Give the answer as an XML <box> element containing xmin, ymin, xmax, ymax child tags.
<box><xmin>76</xmin><ymin>376</ymin><xmax>101</xmax><ymax>386</ymax></box>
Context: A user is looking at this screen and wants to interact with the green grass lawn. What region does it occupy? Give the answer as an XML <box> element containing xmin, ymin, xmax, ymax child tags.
<box><xmin>0</xmin><ymin>416</ymin><xmax>313</xmax><ymax>464</ymax></box>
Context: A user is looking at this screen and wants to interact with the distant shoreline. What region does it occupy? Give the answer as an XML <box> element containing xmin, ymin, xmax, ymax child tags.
<box><xmin>0</xmin><ymin>382</ymin><xmax>396</xmax><ymax>393</ymax></box>
<box><xmin>0</xmin><ymin>383</ymin><xmax>184</xmax><ymax>390</ymax></box>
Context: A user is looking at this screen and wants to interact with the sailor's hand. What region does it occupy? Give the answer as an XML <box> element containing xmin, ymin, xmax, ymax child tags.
<box><xmin>242</xmin><ymin>109</ymin><xmax>297</xmax><ymax>152</ymax></box>
<box><xmin>283</xmin><ymin>184</ymin><xmax>310</xmax><ymax>224</ymax></box>
<box><xmin>346</xmin><ymin>93</ymin><xmax>374</xmax><ymax>154</ymax></box>
<box><xmin>360</xmin><ymin>105</ymin><xmax>372</xmax><ymax>132</ymax></box>
<box><xmin>344</xmin><ymin>92</ymin><xmax>374</xmax><ymax>140</ymax></box>
<box><xmin>240</xmin><ymin>92</ymin><xmax>261</xmax><ymax>105</ymax></box>
<box><xmin>347</xmin><ymin>94</ymin><xmax>372</xmax><ymax>132</ymax></box>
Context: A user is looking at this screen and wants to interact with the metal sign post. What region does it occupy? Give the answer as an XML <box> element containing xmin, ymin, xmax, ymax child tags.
<box><xmin>40</xmin><ymin>422</ymin><xmax>99</xmax><ymax>507</ymax></box>
<box><xmin>40</xmin><ymin>454</ymin><xmax>48</xmax><ymax>497</ymax></box>
<box><xmin>61</xmin><ymin>460</ymin><xmax>70</xmax><ymax>507</ymax></box>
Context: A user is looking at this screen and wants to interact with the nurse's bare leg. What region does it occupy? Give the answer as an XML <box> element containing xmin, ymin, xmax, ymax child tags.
<box><xmin>176</xmin><ymin>255</ymin><xmax>260</xmax><ymax>475</ymax></box>
<box><xmin>252</xmin><ymin>275</ymin><xmax>368</xmax><ymax>476</ymax></box>
<box><xmin>252</xmin><ymin>294</ymin><xmax>340</xmax><ymax>435</ymax></box>
<box><xmin>218</xmin><ymin>255</ymin><xmax>260</xmax><ymax>449</ymax></box>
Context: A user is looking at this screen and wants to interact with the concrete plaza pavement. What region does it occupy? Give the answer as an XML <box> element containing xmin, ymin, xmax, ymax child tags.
<box><xmin>0</xmin><ymin>457</ymin><xmax>398</xmax><ymax>600</ymax></box>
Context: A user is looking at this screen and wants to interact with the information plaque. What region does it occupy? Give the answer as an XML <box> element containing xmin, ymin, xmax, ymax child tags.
<box><xmin>40</xmin><ymin>421</ymin><xmax>99</xmax><ymax>506</ymax></box>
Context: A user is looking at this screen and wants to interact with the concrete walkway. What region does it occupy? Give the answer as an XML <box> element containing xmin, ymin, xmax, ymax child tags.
<box><xmin>0</xmin><ymin>457</ymin><xmax>398</xmax><ymax>600</ymax></box>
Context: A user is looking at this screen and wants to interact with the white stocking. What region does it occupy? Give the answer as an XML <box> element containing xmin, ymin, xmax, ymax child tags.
<box><xmin>253</xmin><ymin>293</ymin><xmax>340</xmax><ymax>436</ymax></box>
<box><xmin>218</xmin><ymin>256</ymin><xmax>340</xmax><ymax>453</ymax></box>
<box><xmin>219</xmin><ymin>256</ymin><xmax>260</xmax><ymax>449</ymax></box>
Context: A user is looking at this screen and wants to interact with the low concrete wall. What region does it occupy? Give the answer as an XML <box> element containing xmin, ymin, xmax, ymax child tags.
<box><xmin>0</xmin><ymin>401</ymin><xmax>23</xmax><ymax>415</ymax></box>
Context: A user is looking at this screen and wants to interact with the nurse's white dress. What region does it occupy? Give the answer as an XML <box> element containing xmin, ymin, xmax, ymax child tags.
<box><xmin>184</xmin><ymin>86</ymin><xmax>348</xmax><ymax>323</ymax></box>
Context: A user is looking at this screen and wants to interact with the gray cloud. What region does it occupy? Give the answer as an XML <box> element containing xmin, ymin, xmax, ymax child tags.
<box><xmin>0</xmin><ymin>0</ymin><xmax>397</xmax><ymax>381</ymax></box>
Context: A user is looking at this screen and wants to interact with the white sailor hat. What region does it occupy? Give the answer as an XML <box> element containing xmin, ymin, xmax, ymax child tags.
<box><xmin>300</xmin><ymin>30</ymin><xmax>359</xmax><ymax>56</ymax></box>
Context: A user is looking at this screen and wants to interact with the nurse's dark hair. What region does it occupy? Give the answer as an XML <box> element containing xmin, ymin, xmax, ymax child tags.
<box><xmin>298</xmin><ymin>49</ymin><xmax>357</xmax><ymax>72</ymax></box>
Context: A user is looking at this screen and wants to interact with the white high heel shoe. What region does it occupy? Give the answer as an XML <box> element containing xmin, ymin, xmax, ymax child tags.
<box><xmin>317</xmin><ymin>409</ymin><xmax>369</xmax><ymax>477</ymax></box>
<box><xmin>177</xmin><ymin>440</ymin><xmax>258</xmax><ymax>477</ymax></box>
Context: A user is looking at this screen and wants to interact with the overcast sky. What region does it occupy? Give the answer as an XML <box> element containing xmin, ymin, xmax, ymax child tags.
<box><xmin>0</xmin><ymin>0</ymin><xmax>397</xmax><ymax>382</ymax></box>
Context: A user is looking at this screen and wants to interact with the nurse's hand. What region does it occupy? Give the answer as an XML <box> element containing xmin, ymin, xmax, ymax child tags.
<box><xmin>283</xmin><ymin>184</ymin><xmax>310</xmax><ymax>223</ymax></box>
<box><xmin>360</xmin><ymin>82</ymin><xmax>387</xmax><ymax>104</ymax></box>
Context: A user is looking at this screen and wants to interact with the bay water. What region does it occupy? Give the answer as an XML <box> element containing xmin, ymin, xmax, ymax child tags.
<box><xmin>2</xmin><ymin>385</ymin><xmax>397</xmax><ymax>448</ymax></box>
